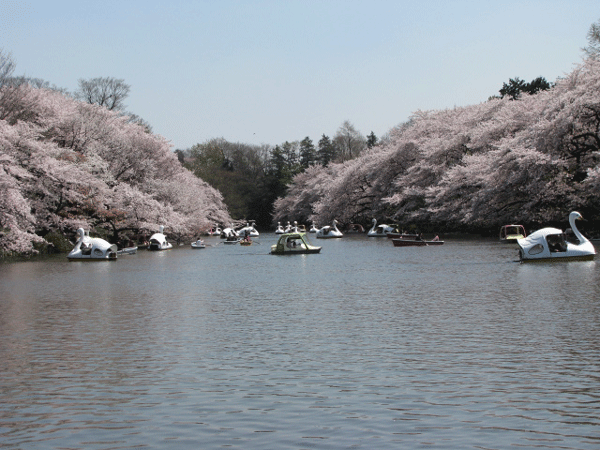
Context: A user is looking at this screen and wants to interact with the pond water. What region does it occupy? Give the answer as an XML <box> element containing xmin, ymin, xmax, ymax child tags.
<box><xmin>1</xmin><ymin>234</ymin><xmax>599</xmax><ymax>449</ymax></box>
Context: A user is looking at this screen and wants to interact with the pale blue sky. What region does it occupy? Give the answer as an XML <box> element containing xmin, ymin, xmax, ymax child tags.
<box><xmin>1</xmin><ymin>0</ymin><xmax>598</xmax><ymax>150</ymax></box>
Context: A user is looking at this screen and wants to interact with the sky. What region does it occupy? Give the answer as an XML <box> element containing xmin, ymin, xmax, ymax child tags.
<box><xmin>1</xmin><ymin>0</ymin><xmax>599</xmax><ymax>150</ymax></box>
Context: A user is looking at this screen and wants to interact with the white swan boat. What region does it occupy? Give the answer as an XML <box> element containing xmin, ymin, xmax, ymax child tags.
<box><xmin>309</xmin><ymin>223</ymin><xmax>318</xmax><ymax>233</ymax></box>
<box><xmin>220</xmin><ymin>224</ymin><xmax>238</xmax><ymax>239</ymax></box>
<box><xmin>237</xmin><ymin>222</ymin><xmax>259</xmax><ymax>238</ymax></box>
<box><xmin>316</xmin><ymin>219</ymin><xmax>343</xmax><ymax>239</ymax></box>
<box><xmin>148</xmin><ymin>225</ymin><xmax>173</xmax><ymax>251</ymax></box>
<box><xmin>367</xmin><ymin>218</ymin><xmax>395</xmax><ymax>237</ymax></box>
<box><xmin>207</xmin><ymin>225</ymin><xmax>222</xmax><ymax>236</ymax></box>
<box><xmin>271</xmin><ymin>232</ymin><xmax>321</xmax><ymax>254</ymax></box>
<box><xmin>275</xmin><ymin>222</ymin><xmax>285</xmax><ymax>234</ymax></box>
<box><xmin>517</xmin><ymin>211</ymin><xmax>596</xmax><ymax>262</ymax></box>
<box><xmin>68</xmin><ymin>228</ymin><xmax>117</xmax><ymax>261</ymax></box>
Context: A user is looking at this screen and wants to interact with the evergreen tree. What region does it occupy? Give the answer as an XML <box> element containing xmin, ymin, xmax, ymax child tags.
<box><xmin>281</xmin><ymin>141</ymin><xmax>299</xmax><ymax>170</ymax></box>
<box><xmin>299</xmin><ymin>136</ymin><xmax>317</xmax><ymax>168</ymax></box>
<box><xmin>317</xmin><ymin>134</ymin><xmax>335</xmax><ymax>166</ymax></box>
<box><xmin>499</xmin><ymin>77</ymin><xmax>551</xmax><ymax>100</ymax></box>
<box><xmin>366</xmin><ymin>131</ymin><xmax>378</xmax><ymax>149</ymax></box>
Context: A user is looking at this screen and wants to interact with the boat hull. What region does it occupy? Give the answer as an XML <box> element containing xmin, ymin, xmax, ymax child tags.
<box><xmin>519</xmin><ymin>253</ymin><xmax>595</xmax><ymax>262</ymax></box>
<box><xmin>68</xmin><ymin>254</ymin><xmax>117</xmax><ymax>261</ymax></box>
<box><xmin>392</xmin><ymin>239</ymin><xmax>444</xmax><ymax>247</ymax></box>
<box><xmin>117</xmin><ymin>246</ymin><xmax>138</xmax><ymax>255</ymax></box>
<box><xmin>386</xmin><ymin>233</ymin><xmax>419</xmax><ymax>239</ymax></box>
<box><xmin>148</xmin><ymin>243</ymin><xmax>173</xmax><ymax>251</ymax></box>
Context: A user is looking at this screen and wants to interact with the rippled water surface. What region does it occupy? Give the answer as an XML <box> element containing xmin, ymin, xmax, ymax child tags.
<box><xmin>1</xmin><ymin>234</ymin><xmax>599</xmax><ymax>449</ymax></box>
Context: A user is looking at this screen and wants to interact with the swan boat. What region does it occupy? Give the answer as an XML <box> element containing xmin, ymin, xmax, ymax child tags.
<box><xmin>499</xmin><ymin>224</ymin><xmax>526</xmax><ymax>243</ymax></box>
<box><xmin>191</xmin><ymin>238</ymin><xmax>206</xmax><ymax>249</ymax></box>
<box><xmin>148</xmin><ymin>225</ymin><xmax>173</xmax><ymax>251</ymax></box>
<box><xmin>237</xmin><ymin>222</ymin><xmax>259</xmax><ymax>238</ymax></box>
<box><xmin>220</xmin><ymin>224</ymin><xmax>238</xmax><ymax>239</ymax></box>
<box><xmin>206</xmin><ymin>225</ymin><xmax>222</xmax><ymax>236</ymax></box>
<box><xmin>316</xmin><ymin>219</ymin><xmax>343</xmax><ymax>239</ymax></box>
<box><xmin>309</xmin><ymin>223</ymin><xmax>318</xmax><ymax>233</ymax></box>
<box><xmin>68</xmin><ymin>228</ymin><xmax>118</xmax><ymax>261</ymax></box>
<box><xmin>345</xmin><ymin>223</ymin><xmax>365</xmax><ymax>234</ymax></box>
<box><xmin>367</xmin><ymin>218</ymin><xmax>395</xmax><ymax>237</ymax></box>
<box><xmin>275</xmin><ymin>222</ymin><xmax>285</xmax><ymax>234</ymax></box>
<box><xmin>517</xmin><ymin>211</ymin><xmax>596</xmax><ymax>262</ymax></box>
<box><xmin>271</xmin><ymin>232</ymin><xmax>321</xmax><ymax>255</ymax></box>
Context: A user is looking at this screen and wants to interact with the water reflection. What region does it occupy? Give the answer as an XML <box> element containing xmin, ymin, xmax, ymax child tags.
<box><xmin>1</xmin><ymin>236</ymin><xmax>599</xmax><ymax>449</ymax></box>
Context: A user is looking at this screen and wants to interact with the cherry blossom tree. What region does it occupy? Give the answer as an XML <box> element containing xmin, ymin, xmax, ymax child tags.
<box><xmin>274</xmin><ymin>57</ymin><xmax>600</xmax><ymax>233</ymax></box>
<box><xmin>0</xmin><ymin>79</ymin><xmax>232</xmax><ymax>255</ymax></box>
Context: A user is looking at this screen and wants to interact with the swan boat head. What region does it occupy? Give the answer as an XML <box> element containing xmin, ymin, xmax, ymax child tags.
<box><xmin>368</xmin><ymin>218</ymin><xmax>395</xmax><ymax>236</ymax></box>
<box><xmin>316</xmin><ymin>219</ymin><xmax>343</xmax><ymax>238</ymax></box>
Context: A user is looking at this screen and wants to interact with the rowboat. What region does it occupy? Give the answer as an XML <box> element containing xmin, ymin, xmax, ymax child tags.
<box><xmin>191</xmin><ymin>239</ymin><xmax>206</xmax><ymax>249</ymax></box>
<box><xmin>117</xmin><ymin>246</ymin><xmax>138</xmax><ymax>255</ymax></box>
<box><xmin>386</xmin><ymin>233</ymin><xmax>419</xmax><ymax>239</ymax></box>
<box><xmin>392</xmin><ymin>238</ymin><xmax>444</xmax><ymax>247</ymax></box>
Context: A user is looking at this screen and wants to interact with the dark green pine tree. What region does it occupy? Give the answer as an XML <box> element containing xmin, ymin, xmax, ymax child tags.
<box><xmin>366</xmin><ymin>131</ymin><xmax>377</xmax><ymax>149</ymax></box>
<box><xmin>299</xmin><ymin>136</ymin><xmax>317</xmax><ymax>169</ymax></box>
<box><xmin>317</xmin><ymin>134</ymin><xmax>335</xmax><ymax>166</ymax></box>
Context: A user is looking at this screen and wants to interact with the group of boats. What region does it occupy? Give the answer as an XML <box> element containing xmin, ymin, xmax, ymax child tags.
<box><xmin>67</xmin><ymin>212</ymin><xmax>596</xmax><ymax>262</ymax></box>
<box><xmin>67</xmin><ymin>225</ymin><xmax>173</xmax><ymax>260</ymax></box>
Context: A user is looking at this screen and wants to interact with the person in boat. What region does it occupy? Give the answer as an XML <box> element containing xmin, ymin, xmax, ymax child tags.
<box><xmin>416</xmin><ymin>233</ymin><xmax>423</xmax><ymax>241</ymax></box>
<box><xmin>432</xmin><ymin>235</ymin><xmax>439</xmax><ymax>241</ymax></box>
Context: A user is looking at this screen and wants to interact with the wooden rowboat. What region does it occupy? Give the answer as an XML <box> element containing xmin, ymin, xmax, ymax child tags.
<box><xmin>392</xmin><ymin>238</ymin><xmax>444</xmax><ymax>247</ymax></box>
<box><xmin>386</xmin><ymin>233</ymin><xmax>419</xmax><ymax>239</ymax></box>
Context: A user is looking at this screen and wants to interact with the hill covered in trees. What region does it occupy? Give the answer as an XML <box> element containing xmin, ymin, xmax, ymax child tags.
<box><xmin>273</xmin><ymin>57</ymin><xmax>600</xmax><ymax>234</ymax></box>
<box><xmin>0</xmin><ymin>55</ymin><xmax>231</xmax><ymax>256</ymax></box>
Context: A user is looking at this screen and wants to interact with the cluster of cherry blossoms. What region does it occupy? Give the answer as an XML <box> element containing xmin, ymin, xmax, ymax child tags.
<box><xmin>275</xmin><ymin>57</ymin><xmax>600</xmax><ymax>233</ymax></box>
<box><xmin>0</xmin><ymin>84</ymin><xmax>231</xmax><ymax>256</ymax></box>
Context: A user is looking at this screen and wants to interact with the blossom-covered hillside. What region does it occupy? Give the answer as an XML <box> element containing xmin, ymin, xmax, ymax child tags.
<box><xmin>274</xmin><ymin>58</ymin><xmax>600</xmax><ymax>232</ymax></box>
<box><xmin>0</xmin><ymin>83</ymin><xmax>231</xmax><ymax>256</ymax></box>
